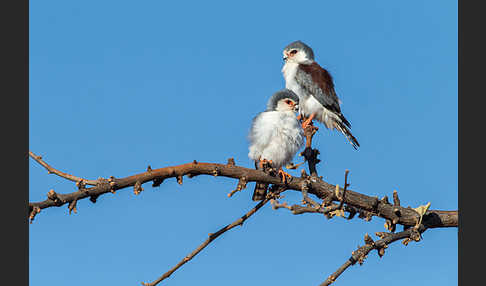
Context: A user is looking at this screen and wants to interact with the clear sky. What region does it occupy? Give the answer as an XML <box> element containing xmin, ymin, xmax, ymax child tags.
<box><xmin>29</xmin><ymin>1</ymin><xmax>457</xmax><ymax>285</ymax></box>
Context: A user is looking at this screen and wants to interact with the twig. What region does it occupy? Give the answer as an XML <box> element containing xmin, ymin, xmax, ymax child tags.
<box><xmin>320</xmin><ymin>225</ymin><xmax>427</xmax><ymax>286</ymax></box>
<box><xmin>338</xmin><ymin>169</ymin><xmax>350</xmax><ymax>209</ymax></box>
<box><xmin>29</xmin><ymin>151</ymin><xmax>98</xmax><ymax>185</ymax></box>
<box><xmin>141</xmin><ymin>187</ymin><xmax>284</xmax><ymax>286</ymax></box>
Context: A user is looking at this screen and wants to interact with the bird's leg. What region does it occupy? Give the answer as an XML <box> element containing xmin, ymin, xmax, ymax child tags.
<box><xmin>301</xmin><ymin>113</ymin><xmax>317</xmax><ymax>130</ymax></box>
<box><xmin>259</xmin><ymin>159</ymin><xmax>274</xmax><ymax>173</ymax></box>
<box><xmin>278</xmin><ymin>168</ymin><xmax>292</xmax><ymax>184</ymax></box>
<box><xmin>296</xmin><ymin>114</ymin><xmax>302</xmax><ymax>121</ymax></box>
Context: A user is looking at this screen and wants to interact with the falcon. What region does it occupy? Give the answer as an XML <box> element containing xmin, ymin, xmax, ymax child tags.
<box><xmin>248</xmin><ymin>89</ymin><xmax>304</xmax><ymax>201</ymax></box>
<box><xmin>282</xmin><ymin>40</ymin><xmax>359</xmax><ymax>149</ymax></box>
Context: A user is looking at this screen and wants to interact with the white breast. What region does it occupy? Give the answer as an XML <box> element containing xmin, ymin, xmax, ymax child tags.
<box><xmin>282</xmin><ymin>62</ymin><xmax>304</xmax><ymax>97</ymax></box>
<box><xmin>248</xmin><ymin>110</ymin><xmax>304</xmax><ymax>169</ymax></box>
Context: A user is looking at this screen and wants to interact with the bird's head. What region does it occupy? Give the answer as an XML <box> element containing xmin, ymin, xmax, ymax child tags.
<box><xmin>283</xmin><ymin>40</ymin><xmax>315</xmax><ymax>64</ymax></box>
<box><xmin>267</xmin><ymin>89</ymin><xmax>300</xmax><ymax>112</ymax></box>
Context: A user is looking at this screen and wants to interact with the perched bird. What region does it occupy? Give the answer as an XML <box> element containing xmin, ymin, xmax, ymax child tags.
<box><xmin>248</xmin><ymin>89</ymin><xmax>304</xmax><ymax>201</ymax></box>
<box><xmin>282</xmin><ymin>40</ymin><xmax>359</xmax><ymax>149</ymax></box>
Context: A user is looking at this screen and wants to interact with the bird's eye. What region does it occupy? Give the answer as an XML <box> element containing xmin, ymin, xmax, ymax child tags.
<box><xmin>285</xmin><ymin>100</ymin><xmax>292</xmax><ymax>105</ymax></box>
<box><xmin>290</xmin><ymin>50</ymin><xmax>298</xmax><ymax>55</ymax></box>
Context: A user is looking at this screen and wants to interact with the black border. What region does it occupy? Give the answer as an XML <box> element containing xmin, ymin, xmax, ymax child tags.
<box><xmin>1</xmin><ymin>0</ymin><xmax>29</xmax><ymax>285</ymax></box>
<box><xmin>458</xmin><ymin>1</ymin><xmax>483</xmax><ymax>286</ymax></box>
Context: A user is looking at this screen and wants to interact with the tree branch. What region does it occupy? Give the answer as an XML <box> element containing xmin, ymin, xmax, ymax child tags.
<box><xmin>320</xmin><ymin>225</ymin><xmax>428</xmax><ymax>286</ymax></box>
<box><xmin>29</xmin><ymin>151</ymin><xmax>98</xmax><ymax>186</ymax></box>
<box><xmin>141</xmin><ymin>187</ymin><xmax>285</xmax><ymax>286</ymax></box>
<box><xmin>28</xmin><ymin>151</ymin><xmax>458</xmax><ymax>229</ymax></box>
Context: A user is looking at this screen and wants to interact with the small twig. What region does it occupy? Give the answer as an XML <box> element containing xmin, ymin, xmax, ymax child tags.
<box><xmin>338</xmin><ymin>169</ymin><xmax>350</xmax><ymax>209</ymax></box>
<box><xmin>29</xmin><ymin>151</ymin><xmax>98</xmax><ymax>185</ymax></box>
<box><xmin>141</xmin><ymin>187</ymin><xmax>285</xmax><ymax>286</ymax></box>
<box><xmin>320</xmin><ymin>225</ymin><xmax>427</xmax><ymax>286</ymax></box>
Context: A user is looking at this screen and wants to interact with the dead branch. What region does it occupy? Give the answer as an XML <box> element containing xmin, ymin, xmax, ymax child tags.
<box><xmin>321</xmin><ymin>225</ymin><xmax>428</xmax><ymax>286</ymax></box>
<box><xmin>28</xmin><ymin>151</ymin><xmax>458</xmax><ymax>229</ymax></box>
<box><xmin>29</xmin><ymin>151</ymin><xmax>98</xmax><ymax>186</ymax></box>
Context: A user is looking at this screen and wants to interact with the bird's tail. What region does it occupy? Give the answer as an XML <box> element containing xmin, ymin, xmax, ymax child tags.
<box><xmin>252</xmin><ymin>182</ymin><xmax>269</xmax><ymax>201</ymax></box>
<box><xmin>335</xmin><ymin>116</ymin><xmax>360</xmax><ymax>149</ymax></box>
<box><xmin>252</xmin><ymin>160</ymin><xmax>269</xmax><ymax>201</ymax></box>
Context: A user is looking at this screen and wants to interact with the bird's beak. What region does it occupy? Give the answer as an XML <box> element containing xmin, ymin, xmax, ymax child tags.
<box><xmin>293</xmin><ymin>104</ymin><xmax>299</xmax><ymax>111</ymax></box>
<box><xmin>283</xmin><ymin>51</ymin><xmax>289</xmax><ymax>61</ymax></box>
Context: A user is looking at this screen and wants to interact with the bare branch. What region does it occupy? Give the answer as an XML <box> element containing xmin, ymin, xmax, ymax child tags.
<box><xmin>320</xmin><ymin>225</ymin><xmax>428</xmax><ymax>286</ymax></box>
<box><xmin>29</xmin><ymin>151</ymin><xmax>98</xmax><ymax>185</ymax></box>
<box><xmin>141</xmin><ymin>187</ymin><xmax>285</xmax><ymax>286</ymax></box>
<box><xmin>28</xmin><ymin>151</ymin><xmax>458</xmax><ymax>229</ymax></box>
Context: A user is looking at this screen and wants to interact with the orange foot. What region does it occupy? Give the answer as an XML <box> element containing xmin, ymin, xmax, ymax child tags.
<box><xmin>259</xmin><ymin>159</ymin><xmax>273</xmax><ymax>169</ymax></box>
<box><xmin>301</xmin><ymin>113</ymin><xmax>317</xmax><ymax>129</ymax></box>
<box><xmin>278</xmin><ymin>169</ymin><xmax>292</xmax><ymax>184</ymax></box>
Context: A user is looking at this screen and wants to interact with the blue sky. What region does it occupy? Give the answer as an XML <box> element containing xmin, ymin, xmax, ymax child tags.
<box><xmin>29</xmin><ymin>1</ymin><xmax>457</xmax><ymax>285</ymax></box>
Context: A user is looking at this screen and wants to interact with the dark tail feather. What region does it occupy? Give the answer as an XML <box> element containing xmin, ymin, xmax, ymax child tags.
<box><xmin>252</xmin><ymin>182</ymin><xmax>269</xmax><ymax>201</ymax></box>
<box><xmin>252</xmin><ymin>160</ymin><xmax>268</xmax><ymax>201</ymax></box>
<box><xmin>336</xmin><ymin>119</ymin><xmax>360</xmax><ymax>150</ymax></box>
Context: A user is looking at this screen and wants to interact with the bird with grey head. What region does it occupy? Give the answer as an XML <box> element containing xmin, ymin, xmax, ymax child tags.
<box><xmin>282</xmin><ymin>40</ymin><xmax>359</xmax><ymax>149</ymax></box>
<box><xmin>248</xmin><ymin>89</ymin><xmax>304</xmax><ymax>201</ymax></box>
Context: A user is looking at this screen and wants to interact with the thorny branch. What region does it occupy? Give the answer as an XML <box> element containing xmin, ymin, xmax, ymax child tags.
<box><xmin>141</xmin><ymin>186</ymin><xmax>285</xmax><ymax>286</ymax></box>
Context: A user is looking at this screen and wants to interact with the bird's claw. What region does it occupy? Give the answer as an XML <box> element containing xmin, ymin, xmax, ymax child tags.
<box><xmin>278</xmin><ymin>169</ymin><xmax>292</xmax><ymax>184</ymax></box>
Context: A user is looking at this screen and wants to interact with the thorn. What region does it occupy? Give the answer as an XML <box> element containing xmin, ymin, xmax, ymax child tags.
<box><xmin>227</xmin><ymin>158</ymin><xmax>235</xmax><ymax>166</ymax></box>
<box><xmin>193</xmin><ymin>160</ymin><xmax>198</xmax><ymax>165</ymax></box>
<box><xmin>177</xmin><ymin>175</ymin><xmax>183</xmax><ymax>185</ymax></box>
<box><xmin>147</xmin><ymin>165</ymin><xmax>152</xmax><ymax>172</ymax></box>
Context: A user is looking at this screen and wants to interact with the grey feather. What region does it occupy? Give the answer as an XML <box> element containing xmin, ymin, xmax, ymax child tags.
<box><xmin>266</xmin><ymin>89</ymin><xmax>300</xmax><ymax>111</ymax></box>
<box><xmin>295</xmin><ymin>67</ymin><xmax>342</xmax><ymax>115</ymax></box>
<box><xmin>283</xmin><ymin>41</ymin><xmax>315</xmax><ymax>60</ymax></box>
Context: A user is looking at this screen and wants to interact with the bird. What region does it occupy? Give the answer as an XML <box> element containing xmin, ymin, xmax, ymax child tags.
<box><xmin>281</xmin><ymin>40</ymin><xmax>359</xmax><ymax>149</ymax></box>
<box><xmin>248</xmin><ymin>89</ymin><xmax>304</xmax><ymax>201</ymax></box>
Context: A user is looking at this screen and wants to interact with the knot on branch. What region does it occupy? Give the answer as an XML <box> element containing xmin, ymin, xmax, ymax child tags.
<box><xmin>134</xmin><ymin>181</ymin><xmax>144</xmax><ymax>195</ymax></box>
<box><xmin>152</xmin><ymin>177</ymin><xmax>164</xmax><ymax>187</ymax></box>
<box><xmin>47</xmin><ymin>189</ymin><xmax>63</xmax><ymax>204</ymax></box>
<box><xmin>177</xmin><ymin>175</ymin><xmax>183</xmax><ymax>185</ymax></box>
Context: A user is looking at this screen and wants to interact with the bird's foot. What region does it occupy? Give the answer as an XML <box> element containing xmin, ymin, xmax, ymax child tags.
<box><xmin>259</xmin><ymin>159</ymin><xmax>274</xmax><ymax>172</ymax></box>
<box><xmin>278</xmin><ymin>169</ymin><xmax>292</xmax><ymax>184</ymax></box>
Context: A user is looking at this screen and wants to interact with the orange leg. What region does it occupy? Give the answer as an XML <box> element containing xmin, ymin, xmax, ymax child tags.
<box><xmin>278</xmin><ymin>168</ymin><xmax>292</xmax><ymax>184</ymax></box>
<box><xmin>258</xmin><ymin>158</ymin><xmax>273</xmax><ymax>169</ymax></box>
<box><xmin>301</xmin><ymin>113</ymin><xmax>316</xmax><ymax>129</ymax></box>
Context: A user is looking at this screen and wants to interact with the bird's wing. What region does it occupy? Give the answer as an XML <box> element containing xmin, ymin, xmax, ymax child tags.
<box><xmin>295</xmin><ymin>62</ymin><xmax>342</xmax><ymax>114</ymax></box>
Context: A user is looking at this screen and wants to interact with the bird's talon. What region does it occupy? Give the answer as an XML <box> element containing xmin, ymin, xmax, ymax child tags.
<box><xmin>278</xmin><ymin>169</ymin><xmax>292</xmax><ymax>184</ymax></box>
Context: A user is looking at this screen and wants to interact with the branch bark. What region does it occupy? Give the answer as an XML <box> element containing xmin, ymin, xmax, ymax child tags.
<box><xmin>29</xmin><ymin>152</ymin><xmax>458</xmax><ymax>229</ymax></box>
